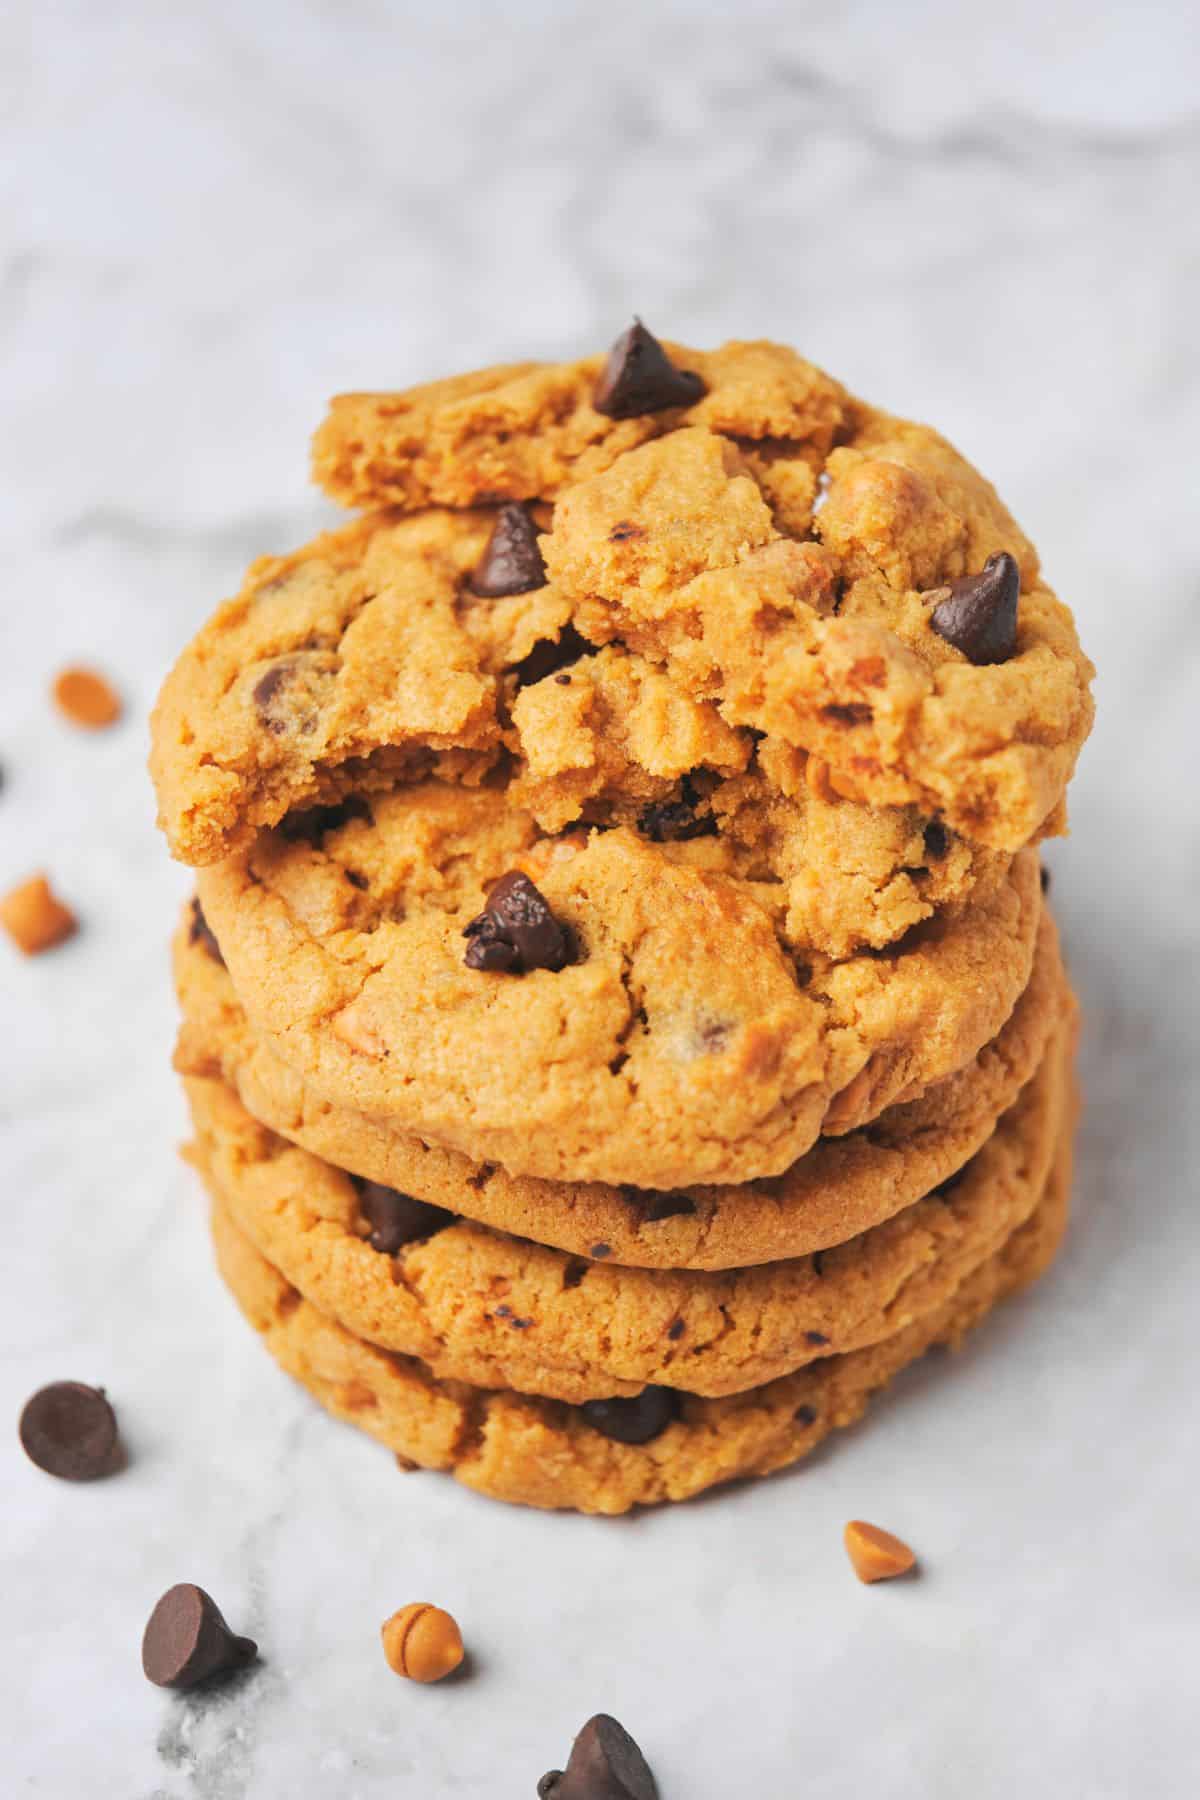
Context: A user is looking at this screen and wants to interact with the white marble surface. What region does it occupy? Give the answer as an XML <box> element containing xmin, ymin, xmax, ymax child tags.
<box><xmin>3</xmin><ymin>2</ymin><xmax>1199</xmax><ymax>1794</ymax></box>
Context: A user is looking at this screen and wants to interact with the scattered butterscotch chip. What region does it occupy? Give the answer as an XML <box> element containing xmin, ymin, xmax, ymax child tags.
<box><xmin>0</xmin><ymin>874</ymin><xmax>78</xmax><ymax>955</ymax></box>
<box><xmin>380</xmin><ymin>1603</ymin><xmax>464</xmax><ymax>1683</ymax></box>
<box><xmin>844</xmin><ymin>1519</ymin><xmax>918</xmax><ymax>1583</ymax></box>
<box><xmin>52</xmin><ymin>665</ymin><xmax>123</xmax><ymax>729</ymax></box>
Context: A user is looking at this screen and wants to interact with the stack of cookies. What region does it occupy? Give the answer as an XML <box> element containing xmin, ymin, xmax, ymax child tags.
<box><xmin>151</xmin><ymin>325</ymin><xmax>1093</xmax><ymax>1515</ymax></box>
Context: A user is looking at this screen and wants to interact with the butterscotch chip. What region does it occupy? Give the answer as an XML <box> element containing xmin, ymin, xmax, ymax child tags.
<box><xmin>0</xmin><ymin>875</ymin><xmax>78</xmax><ymax>955</ymax></box>
<box><xmin>52</xmin><ymin>666</ymin><xmax>122</xmax><ymax>729</ymax></box>
<box><xmin>844</xmin><ymin>1519</ymin><xmax>917</xmax><ymax>1583</ymax></box>
<box><xmin>380</xmin><ymin>1603</ymin><xmax>464</xmax><ymax>1682</ymax></box>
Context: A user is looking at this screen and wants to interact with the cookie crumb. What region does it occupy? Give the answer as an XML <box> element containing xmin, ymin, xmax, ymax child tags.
<box><xmin>52</xmin><ymin>665</ymin><xmax>123</xmax><ymax>729</ymax></box>
<box><xmin>844</xmin><ymin>1519</ymin><xmax>917</xmax><ymax>1583</ymax></box>
<box><xmin>0</xmin><ymin>873</ymin><xmax>78</xmax><ymax>954</ymax></box>
<box><xmin>381</xmin><ymin>1603</ymin><xmax>464</xmax><ymax>1683</ymax></box>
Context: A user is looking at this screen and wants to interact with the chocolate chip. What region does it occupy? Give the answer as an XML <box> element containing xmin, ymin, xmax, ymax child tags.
<box><xmin>470</xmin><ymin>503</ymin><xmax>547</xmax><ymax>597</ymax></box>
<box><xmin>251</xmin><ymin>653</ymin><xmax>336</xmax><ymax>736</ymax></box>
<box><xmin>637</xmin><ymin>775</ymin><xmax>717</xmax><ymax>843</ymax></box>
<box><xmin>805</xmin><ymin>1330</ymin><xmax>830</xmax><ymax>1347</ymax></box>
<box><xmin>666</xmin><ymin>1318</ymin><xmax>686</xmax><ymax>1341</ymax></box>
<box><xmin>251</xmin><ymin>663</ymin><xmax>291</xmax><ymax>731</ymax></box>
<box><xmin>608</xmin><ymin>520</ymin><xmax>646</xmax><ymax>543</ymax></box>
<box><xmin>562</xmin><ymin>1260</ymin><xmax>590</xmax><ymax>1290</ymax></box>
<box><xmin>188</xmin><ymin>898</ymin><xmax>224</xmax><ymax>967</ymax></box>
<box><xmin>511</xmin><ymin>623</ymin><xmax>593</xmax><ymax>689</ymax></box>
<box><xmin>280</xmin><ymin>794</ymin><xmax>372</xmax><ymax>844</ymax></box>
<box><xmin>538</xmin><ymin>1714</ymin><xmax>659</xmax><ymax>1800</ymax></box>
<box><xmin>930</xmin><ymin>552</ymin><xmax>1020</xmax><ymax>664</ymax></box>
<box><xmin>821</xmin><ymin>702</ymin><xmax>873</xmax><ymax>726</ymax></box>
<box><xmin>463</xmin><ymin>871</ymin><xmax>573</xmax><ymax>975</ymax></box>
<box><xmin>580</xmin><ymin>1387</ymin><xmax>678</xmax><ymax>1446</ymax></box>
<box><xmin>141</xmin><ymin>1584</ymin><xmax>258</xmax><ymax>1690</ymax></box>
<box><xmin>794</xmin><ymin>1404</ymin><xmax>817</xmax><ymax>1427</ymax></box>
<box><xmin>593</xmin><ymin>319</ymin><xmax>706</xmax><ymax>420</ymax></box>
<box><xmin>923</xmin><ymin>820</ymin><xmax>950</xmax><ymax>860</ymax></box>
<box><xmin>356</xmin><ymin>1180</ymin><xmax>453</xmax><ymax>1254</ymax></box>
<box><xmin>589</xmin><ymin>1242</ymin><xmax>612</xmax><ymax>1260</ymax></box>
<box><xmin>18</xmin><ymin>1381</ymin><xmax>120</xmax><ymax>1481</ymax></box>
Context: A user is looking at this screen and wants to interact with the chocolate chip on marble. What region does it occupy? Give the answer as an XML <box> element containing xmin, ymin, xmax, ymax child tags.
<box><xmin>538</xmin><ymin>1714</ymin><xmax>659</xmax><ymax>1800</ymax></box>
<box><xmin>923</xmin><ymin>820</ymin><xmax>950</xmax><ymax>860</ymax></box>
<box><xmin>141</xmin><ymin>1584</ymin><xmax>258</xmax><ymax>1690</ymax></box>
<box><xmin>929</xmin><ymin>552</ymin><xmax>1020</xmax><ymax>664</ymax></box>
<box><xmin>463</xmin><ymin>871</ymin><xmax>573</xmax><ymax>975</ymax></box>
<box><xmin>18</xmin><ymin>1381</ymin><xmax>121</xmax><ymax>1481</ymax></box>
<box><xmin>470</xmin><ymin>502</ymin><xmax>547</xmax><ymax>597</ymax></box>
<box><xmin>637</xmin><ymin>775</ymin><xmax>717</xmax><ymax>844</ymax></box>
<box><xmin>580</xmin><ymin>1386</ymin><xmax>679</xmax><ymax>1446</ymax></box>
<box><xmin>357</xmin><ymin>1181</ymin><xmax>453</xmax><ymax>1254</ymax></box>
<box><xmin>188</xmin><ymin>897</ymin><xmax>225</xmax><ymax>967</ymax></box>
<box><xmin>593</xmin><ymin>319</ymin><xmax>706</xmax><ymax>419</ymax></box>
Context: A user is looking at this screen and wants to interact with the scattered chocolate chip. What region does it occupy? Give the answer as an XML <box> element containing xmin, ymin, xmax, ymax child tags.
<box><xmin>280</xmin><ymin>793</ymin><xmax>372</xmax><ymax>844</ymax></box>
<box><xmin>666</xmin><ymin>1318</ymin><xmax>686</xmax><ymax>1341</ymax></box>
<box><xmin>509</xmin><ymin>1316</ymin><xmax>532</xmax><ymax>1330</ymax></box>
<box><xmin>637</xmin><ymin>774</ymin><xmax>718</xmax><ymax>844</ymax></box>
<box><xmin>141</xmin><ymin>1584</ymin><xmax>258</xmax><ymax>1690</ymax></box>
<box><xmin>18</xmin><ymin>1381</ymin><xmax>120</xmax><ymax>1481</ymax></box>
<box><xmin>251</xmin><ymin>663</ymin><xmax>293</xmax><ymax>733</ymax></box>
<box><xmin>357</xmin><ymin>1181</ymin><xmax>453</xmax><ymax>1254</ymax></box>
<box><xmin>463</xmin><ymin>871</ymin><xmax>573</xmax><ymax>975</ymax></box>
<box><xmin>930</xmin><ymin>552</ymin><xmax>1020</xmax><ymax>664</ymax></box>
<box><xmin>923</xmin><ymin>820</ymin><xmax>950</xmax><ymax>860</ymax></box>
<box><xmin>1040</xmin><ymin>865</ymin><xmax>1052</xmax><ymax>894</ymax></box>
<box><xmin>580</xmin><ymin>1387</ymin><xmax>678</xmax><ymax>1446</ymax></box>
<box><xmin>538</xmin><ymin>1713</ymin><xmax>659</xmax><ymax>1800</ymax></box>
<box><xmin>608</xmin><ymin>520</ymin><xmax>646</xmax><ymax>543</ymax></box>
<box><xmin>821</xmin><ymin>702</ymin><xmax>873</xmax><ymax>726</ymax></box>
<box><xmin>593</xmin><ymin>319</ymin><xmax>706</xmax><ymax>420</ymax></box>
<box><xmin>805</xmin><ymin>1330</ymin><xmax>830</xmax><ymax>1347</ymax></box>
<box><xmin>470</xmin><ymin>503</ymin><xmax>547</xmax><ymax>597</ymax></box>
<box><xmin>188</xmin><ymin>898</ymin><xmax>224</xmax><ymax>967</ymax></box>
<box><xmin>511</xmin><ymin>623</ymin><xmax>594</xmax><ymax>688</ymax></box>
<box><xmin>794</xmin><ymin>1404</ymin><xmax>817</xmax><ymax>1427</ymax></box>
<box><xmin>623</xmin><ymin>1189</ymin><xmax>697</xmax><ymax>1223</ymax></box>
<box><xmin>562</xmin><ymin>1260</ymin><xmax>590</xmax><ymax>1290</ymax></box>
<box><xmin>589</xmin><ymin>1243</ymin><xmax>612</xmax><ymax>1260</ymax></box>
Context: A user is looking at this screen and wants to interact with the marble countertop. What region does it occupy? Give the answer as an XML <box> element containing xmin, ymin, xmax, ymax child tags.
<box><xmin>4</xmin><ymin>2</ymin><xmax>1198</xmax><ymax>1794</ymax></box>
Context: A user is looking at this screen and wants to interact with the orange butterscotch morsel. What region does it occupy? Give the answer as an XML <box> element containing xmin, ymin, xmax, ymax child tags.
<box><xmin>844</xmin><ymin>1519</ymin><xmax>918</xmax><ymax>1584</ymax></box>
<box><xmin>52</xmin><ymin>666</ymin><xmax>123</xmax><ymax>729</ymax></box>
<box><xmin>0</xmin><ymin>874</ymin><xmax>78</xmax><ymax>955</ymax></box>
<box><xmin>380</xmin><ymin>1604</ymin><xmax>465</xmax><ymax>1684</ymax></box>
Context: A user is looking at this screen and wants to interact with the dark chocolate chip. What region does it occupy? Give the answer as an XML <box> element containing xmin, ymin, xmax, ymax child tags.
<box><xmin>141</xmin><ymin>1583</ymin><xmax>258</xmax><ymax>1690</ymax></box>
<box><xmin>580</xmin><ymin>1386</ymin><xmax>678</xmax><ymax>1446</ymax></box>
<box><xmin>794</xmin><ymin>1404</ymin><xmax>817</xmax><ymax>1427</ymax></box>
<box><xmin>562</xmin><ymin>1260</ymin><xmax>590</xmax><ymax>1290</ymax></box>
<box><xmin>923</xmin><ymin>820</ymin><xmax>950</xmax><ymax>860</ymax></box>
<box><xmin>666</xmin><ymin>1318</ymin><xmax>685</xmax><ymax>1341</ymax></box>
<box><xmin>589</xmin><ymin>1242</ymin><xmax>612</xmax><ymax>1260</ymax></box>
<box><xmin>538</xmin><ymin>1713</ymin><xmax>659</xmax><ymax>1800</ymax></box>
<box><xmin>463</xmin><ymin>870</ymin><xmax>573</xmax><ymax>975</ymax></box>
<box><xmin>251</xmin><ymin>663</ymin><xmax>291</xmax><ymax>731</ymax></box>
<box><xmin>637</xmin><ymin>775</ymin><xmax>718</xmax><ymax>845</ymax></box>
<box><xmin>593</xmin><ymin>320</ymin><xmax>705</xmax><ymax>420</ymax></box>
<box><xmin>188</xmin><ymin>898</ymin><xmax>224</xmax><ymax>967</ymax></box>
<box><xmin>470</xmin><ymin>503</ymin><xmax>547</xmax><ymax>597</ymax></box>
<box><xmin>930</xmin><ymin>552</ymin><xmax>1020</xmax><ymax>665</ymax></box>
<box><xmin>805</xmin><ymin>1330</ymin><xmax>830</xmax><ymax>1347</ymax></box>
<box><xmin>18</xmin><ymin>1381</ymin><xmax>120</xmax><ymax>1482</ymax></box>
<box><xmin>511</xmin><ymin>623</ymin><xmax>594</xmax><ymax>689</ymax></box>
<box><xmin>821</xmin><ymin>702</ymin><xmax>873</xmax><ymax>726</ymax></box>
<box><xmin>280</xmin><ymin>794</ymin><xmax>372</xmax><ymax>844</ymax></box>
<box><xmin>356</xmin><ymin>1180</ymin><xmax>453</xmax><ymax>1254</ymax></box>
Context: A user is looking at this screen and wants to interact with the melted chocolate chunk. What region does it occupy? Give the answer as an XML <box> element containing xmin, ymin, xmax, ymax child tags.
<box><xmin>580</xmin><ymin>1385</ymin><xmax>680</xmax><ymax>1446</ymax></box>
<box><xmin>357</xmin><ymin>1180</ymin><xmax>453</xmax><ymax>1253</ymax></box>
<box><xmin>463</xmin><ymin>871</ymin><xmax>573</xmax><ymax>975</ymax></box>
<box><xmin>593</xmin><ymin>320</ymin><xmax>705</xmax><ymax>419</ymax></box>
<box><xmin>930</xmin><ymin>552</ymin><xmax>1020</xmax><ymax>664</ymax></box>
<box><xmin>470</xmin><ymin>503</ymin><xmax>547</xmax><ymax>597</ymax></box>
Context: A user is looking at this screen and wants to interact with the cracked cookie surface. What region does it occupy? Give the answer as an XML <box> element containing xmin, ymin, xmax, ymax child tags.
<box><xmin>183</xmin><ymin>1010</ymin><xmax>1071</xmax><ymax>1403</ymax></box>
<box><xmin>174</xmin><ymin>901</ymin><xmax>1067</xmax><ymax>1268</ymax></box>
<box><xmin>194</xmin><ymin>784</ymin><xmax>1043</xmax><ymax>1187</ymax></box>
<box><xmin>207</xmin><ymin>1127</ymin><xmax>1072</xmax><ymax>1514</ymax></box>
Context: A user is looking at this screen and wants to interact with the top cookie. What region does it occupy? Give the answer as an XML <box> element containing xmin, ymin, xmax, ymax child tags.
<box><xmin>310</xmin><ymin>328</ymin><xmax>1094</xmax><ymax>851</ymax></box>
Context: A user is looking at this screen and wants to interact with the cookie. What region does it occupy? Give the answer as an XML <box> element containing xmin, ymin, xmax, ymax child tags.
<box><xmin>310</xmin><ymin>332</ymin><xmax>1094</xmax><ymax>851</ymax></box>
<box><xmin>174</xmin><ymin>900</ymin><xmax>1067</xmax><ymax>1268</ymax></box>
<box><xmin>194</xmin><ymin>782</ymin><xmax>1041</xmax><ymax>1187</ymax></box>
<box><xmin>149</xmin><ymin>507</ymin><xmax>1011</xmax><ymax>969</ymax></box>
<box><xmin>182</xmin><ymin>1002</ymin><xmax>1070</xmax><ymax>1403</ymax></box>
<box><xmin>207</xmin><ymin>1128</ymin><xmax>1073</xmax><ymax>1513</ymax></box>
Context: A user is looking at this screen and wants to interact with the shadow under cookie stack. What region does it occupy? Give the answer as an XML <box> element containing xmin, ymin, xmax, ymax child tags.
<box><xmin>152</xmin><ymin>324</ymin><xmax>1094</xmax><ymax>1514</ymax></box>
